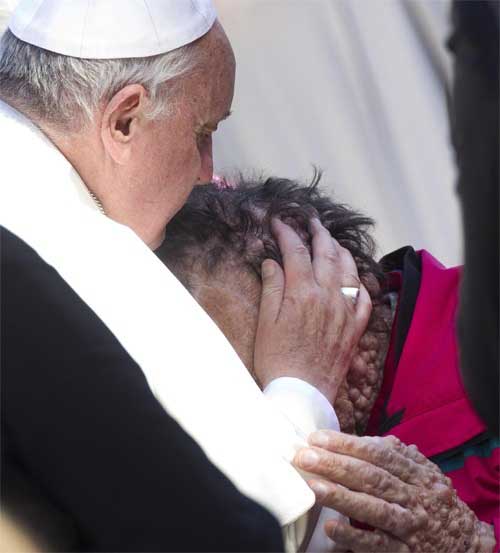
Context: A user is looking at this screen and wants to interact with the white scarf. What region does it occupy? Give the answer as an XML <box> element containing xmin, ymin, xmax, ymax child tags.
<box><xmin>0</xmin><ymin>100</ymin><xmax>314</xmax><ymax>526</ymax></box>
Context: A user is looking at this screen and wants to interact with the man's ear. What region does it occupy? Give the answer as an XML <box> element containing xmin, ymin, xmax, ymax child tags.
<box><xmin>101</xmin><ymin>84</ymin><xmax>148</xmax><ymax>165</ymax></box>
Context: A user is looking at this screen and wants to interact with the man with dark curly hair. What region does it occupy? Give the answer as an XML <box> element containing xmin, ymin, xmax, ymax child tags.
<box><xmin>157</xmin><ymin>175</ymin><xmax>498</xmax><ymax>552</ymax></box>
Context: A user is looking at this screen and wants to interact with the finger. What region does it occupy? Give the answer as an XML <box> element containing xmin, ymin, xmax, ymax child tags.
<box><xmin>309</xmin><ymin>219</ymin><xmax>360</xmax><ymax>288</ymax></box>
<box><xmin>309</xmin><ymin>218</ymin><xmax>342</xmax><ymax>287</ymax></box>
<box><xmin>397</xmin><ymin>441</ymin><xmax>435</xmax><ymax>466</ymax></box>
<box><xmin>389</xmin><ymin>441</ymin><xmax>448</xmax><ymax>486</ymax></box>
<box><xmin>294</xmin><ymin>447</ymin><xmax>411</xmax><ymax>505</ymax></box>
<box><xmin>325</xmin><ymin>520</ymin><xmax>410</xmax><ymax>553</ymax></box>
<box><xmin>308</xmin><ymin>479</ymin><xmax>417</xmax><ymax>539</ymax></box>
<box><xmin>258</xmin><ymin>259</ymin><xmax>285</xmax><ymax>325</ymax></box>
<box><xmin>353</xmin><ymin>283</ymin><xmax>372</xmax><ymax>335</ymax></box>
<box><xmin>307</xmin><ymin>430</ymin><xmax>429</xmax><ymax>486</ymax></box>
<box><xmin>271</xmin><ymin>218</ymin><xmax>315</xmax><ymax>286</ymax></box>
<box><xmin>379</xmin><ymin>437</ymin><xmax>446</xmax><ymax>483</ymax></box>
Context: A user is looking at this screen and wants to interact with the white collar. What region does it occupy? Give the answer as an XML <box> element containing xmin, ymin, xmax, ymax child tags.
<box><xmin>0</xmin><ymin>99</ymin><xmax>314</xmax><ymax>526</ymax></box>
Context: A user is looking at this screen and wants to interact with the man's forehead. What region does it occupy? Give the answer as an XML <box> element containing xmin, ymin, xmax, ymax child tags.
<box><xmin>197</xmin><ymin>24</ymin><xmax>235</xmax><ymax>128</ymax></box>
<box><xmin>189</xmin><ymin>46</ymin><xmax>234</xmax><ymax>129</ymax></box>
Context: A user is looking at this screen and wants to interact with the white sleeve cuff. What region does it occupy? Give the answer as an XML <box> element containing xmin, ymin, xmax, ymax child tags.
<box><xmin>264</xmin><ymin>378</ymin><xmax>342</xmax><ymax>552</ymax></box>
<box><xmin>264</xmin><ymin>377</ymin><xmax>340</xmax><ymax>439</ymax></box>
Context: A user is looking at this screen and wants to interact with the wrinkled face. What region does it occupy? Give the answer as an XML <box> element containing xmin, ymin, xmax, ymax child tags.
<box><xmin>190</xmin><ymin>264</ymin><xmax>391</xmax><ymax>434</ymax></box>
<box><xmin>134</xmin><ymin>21</ymin><xmax>235</xmax><ymax>221</ymax></box>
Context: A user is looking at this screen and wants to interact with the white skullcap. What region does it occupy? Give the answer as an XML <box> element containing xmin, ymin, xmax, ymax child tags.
<box><xmin>7</xmin><ymin>0</ymin><xmax>217</xmax><ymax>59</ymax></box>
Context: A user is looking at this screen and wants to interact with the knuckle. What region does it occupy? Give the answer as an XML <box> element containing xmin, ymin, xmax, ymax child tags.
<box><xmin>435</xmin><ymin>483</ymin><xmax>454</xmax><ymax>505</ymax></box>
<box><xmin>407</xmin><ymin>465</ymin><xmax>424</xmax><ymax>486</ymax></box>
<box><xmin>326</xmin><ymin>523</ymin><xmax>337</xmax><ymax>540</ymax></box>
<box><xmin>406</xmin><ymin>534</ymin><xmax>419</xmax><ymax>548</ymax></box>
<box><xmin>292</xmin><ymin>243</ymin><xmax>310</xmax><ymax>257</ymax></box>
<box><xmin>366</xmin><ymin>470</ymin><xmax>383</xmax><ymax>492</ymax></box>
<box><xmin>292</xmin><ymin>287</ymin><xmax>320</xmax><ymax>309</ymax></box>
<box><xmin>313</xmin><ymin>222</ymin><xmax>329</xmax><ymax>237</ymax></box>
<box><xmin>381</xmin><ymin>503</ymin><xmax>395</xmax><ymax>529</ymax></box>
<box><xmin>407</xmin><ymin>443</ymin><xmax>419</xmax><ymax>455</ymax></box>
<box><xmin>359</xmin><ymin>437</ymin><xmax>377</xmax><ymax>458</ymax></box>
<box><xmin>261</xmin><ymin>283</ymin><xmax>283</xmax><ymax>298</ymax></box>
<box><xmin>339</xmin><ymin>247</ymin><xmax>353</xmax><ymax>262</ymax></box>
<box><xmin>383</xmin><ymin>447</ymin><xmax>395</xmax><ymax>466</ymax></box>
<box><xmin>357</xmin><ymin>290</ymin><xmax>372</xmax><ymax>309</ymax></box>
<box><xmin>397</xmin><ymin>485</ymin><xmax>412</xmax><ymax>507</ymax></box>
<box><xmin>282</xmin><ymin>293</ymin><xmax>300</xmax><ymax>310</ymax></box>
<box><xmin>402</xmin><ymin>510</ymin><xmax>417</xmax><ymax>532</ymax></box>
<box><xmin>324</xmin><ymin>448</ymin><xmax>340</xmax><ymax>465</ymax></box>
<box><xmin>384</xmin><ymin>435</ymin><xmax>402</xmax><ymax>448</ymax></box>
<box><xmin>406</xmin><ymin>534</ymin><xmax>419</xmax><ymax>551</ymax></box>
<box><xmin>342</xmin><ymin>274</ymin><xmax>362</xmax><ymax>288</ymax></box>
<box><xmin>331</xmin><ymin>433</ymin><xmax>354</xmax><ymax>454</ymax></box>
<box><xmin>322</xmin><ymin>485</ymin><xmax>337</xmax><ymax>506</ymax></box>
<box><xmin>307</xmin><ymin>287</ymin><xmax>322</xmax><ymax>304</ymax></box>
<box><xmin>335</xmin><ymin>242</ymin><xmax>348</xmax><ymax>254</ymax></box>
<box><xmin>323</xmin><ymin>249</ymin><xmax>340</xmax><ymax>264</ymax></box>
<box><xmin>375</xmin><ymin>531</ymin><xmax>389</xmax><ymax>548</ymax></box>
<box><xmin>356</xmin><ymin>531</ymin><xmax>373</xmax><ymax>548</ymax></box>
<box><xmin>332</xmin><ymin>523</ymin><xmax>348</xmax><ymax>541</ymax></box>
<box><xmin>414</xmin><ymin>506</ymin><xmax>430</xmax><ymax>529</ymax></box>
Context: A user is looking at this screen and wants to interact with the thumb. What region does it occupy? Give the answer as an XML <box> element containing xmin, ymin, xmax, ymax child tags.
<box><xmin>258</xmin><ymin>259</ymin><xmax>284</xmax><ymax>326</ymax></box>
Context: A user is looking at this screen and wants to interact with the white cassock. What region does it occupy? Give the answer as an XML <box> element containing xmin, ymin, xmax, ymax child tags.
<box><xmin>0</xmin><ymin>98</ymin><xmax>345</xmax><ymax>551</ymax></box>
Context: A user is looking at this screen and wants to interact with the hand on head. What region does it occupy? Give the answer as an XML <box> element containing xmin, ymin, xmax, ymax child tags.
<box><xmin>254</xmin><ymin>217</ymin><xmax>372</xmax><ymax>404</ymax></box>
<box><xmin>159</xmin><ymin>177</ymin><xmax>389</xmax><ymax>426</ymax></box>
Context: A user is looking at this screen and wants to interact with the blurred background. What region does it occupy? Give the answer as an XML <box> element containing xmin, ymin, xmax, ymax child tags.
<box><xmin>213</xmin><ymin>0</ymin><xmax>461</xmax><ymax>265</ymax></box>
<box><xmin>0</xmin><ymin>0</ymin><xmax>462</xmax><ymax>265</ymax></box>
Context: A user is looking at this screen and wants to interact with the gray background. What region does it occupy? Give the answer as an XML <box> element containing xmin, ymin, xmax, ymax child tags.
<box><xmin>213</xmin><ymin>0</ymin><xmax>461</xmax><ymax>265</ymax></box>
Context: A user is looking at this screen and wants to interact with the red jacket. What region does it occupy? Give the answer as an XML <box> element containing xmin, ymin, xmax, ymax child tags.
<box><xmin>367</xmin><ymin>248</ymin><xmax>499</xmax><ymax>547</ymax></box>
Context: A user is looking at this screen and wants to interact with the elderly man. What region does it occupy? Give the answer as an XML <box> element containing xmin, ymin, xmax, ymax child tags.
<box><xmin>157</xmin><ymin>176</ymin><xmax>498</xmax><ymax>552</ymax></box>
<box><xmin>0</xmin><ymin>1</ymin><xmax>371</xmax><ymax>551</ymax></box>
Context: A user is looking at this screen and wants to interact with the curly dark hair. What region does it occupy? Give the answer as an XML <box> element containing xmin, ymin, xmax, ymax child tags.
<box><xmin>156</xmin><ymin>172</ymin><xmax>385</xmax><ymax>290</ymax></box>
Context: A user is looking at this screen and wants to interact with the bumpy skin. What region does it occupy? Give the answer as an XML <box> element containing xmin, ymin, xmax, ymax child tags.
<box><xmin>295</xmin><ymin>431</ymin><xmax>496</xmax><ymax>553</ymax></box>
<box><xmin>339</xmin><ymin>298</ymin><xmax>393</xmax><ymax>434</ymax></box>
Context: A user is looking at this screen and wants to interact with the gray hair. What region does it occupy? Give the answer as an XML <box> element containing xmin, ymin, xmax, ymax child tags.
<box><xmin>0</xmin><ymin>29</ymin><xmax>200</xmax><ymax>131</ymax></box>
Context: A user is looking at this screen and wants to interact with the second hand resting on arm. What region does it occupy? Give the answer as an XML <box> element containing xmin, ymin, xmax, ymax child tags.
<box><xmin>295</xmin><ymin>430</ymin><xmax>496</xmax><ymax>552</ymax></box>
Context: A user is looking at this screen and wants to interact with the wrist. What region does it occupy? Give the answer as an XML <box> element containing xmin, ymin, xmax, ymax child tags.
<box><xmin>264</xmin><ymin>377</ymin><xmax>340</xmax><ymax>436</ymax></box>
<box><xmin>259</xmin><ymin>369</ymin><xmax>340</xmax><ymax>405</ymax></box>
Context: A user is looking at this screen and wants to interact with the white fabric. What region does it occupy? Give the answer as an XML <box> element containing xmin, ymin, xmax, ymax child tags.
<box><xmin>8</xmin><ymin>0</ymin><xmax>216</xmax><ymax>58</ymax></box>
<box><xmin>264</xmin><ymin>378</ymin><xmax>346</xmax><ymax>553</ymax></box>
<box><xmin>264</xmin><ymin>377</ymin><xmax>339</xmax><ymax>441</ymax></box>
<box><xmin>213</xmin><ymin>0</ymin><xmax>461</xmax><ymax>267</ymax></box>
<box><xmin>0</xmin><ymin>98</ymin><xmax>316</xmax><ymax>528</ymax></box>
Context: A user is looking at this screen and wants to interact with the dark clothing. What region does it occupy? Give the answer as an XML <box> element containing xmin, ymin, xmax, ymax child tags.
<box><xmin>1</xmin><ymin>226</ymin><xmax>283</xmax><ymax>552</ymax></box>
<box><xmin>448</xmin><ymin>0</ymin><xmax>499</xmax><ymax>436</ymax></box>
